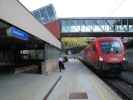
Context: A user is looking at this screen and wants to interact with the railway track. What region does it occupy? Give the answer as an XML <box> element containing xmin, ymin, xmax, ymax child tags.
<box><xmin>81</xmin><ymin>59</ymin><xmax>133</xmax><ymax>99</ymax></box>
<box><xmin>103</xmin><ymin>75</ymin><xmax>133</xmax><ymax>100</ymax></box>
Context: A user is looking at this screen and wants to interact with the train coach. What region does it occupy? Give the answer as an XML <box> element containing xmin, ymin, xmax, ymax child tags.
<box><xmin>80</xmin><ymin>37</ymin><xmax>127</xmax><ymax>73</ymax></box>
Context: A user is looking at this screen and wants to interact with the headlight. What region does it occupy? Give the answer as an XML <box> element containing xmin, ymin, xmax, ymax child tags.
<box><xmin>123</xmin><ymin>57</ymin><xmax>126</xmax><ymax>61</ymax></box>
<box><xmin>99</xmin><ymin>56</ymin><xmax>103</xmax><ymax>61</ymax></box>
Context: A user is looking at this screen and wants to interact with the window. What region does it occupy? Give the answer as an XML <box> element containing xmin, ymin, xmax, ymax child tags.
<box><xmin>100</xmin><ymin>41</ymin><xmax>122</xmax><ymax>53</ymax></box>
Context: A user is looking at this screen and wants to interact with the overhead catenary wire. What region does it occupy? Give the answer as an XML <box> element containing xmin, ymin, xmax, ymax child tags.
<box><xmin>110</xmin><ymin>0</ymin><xmax>127</xmax><ymax>16</ymax></box>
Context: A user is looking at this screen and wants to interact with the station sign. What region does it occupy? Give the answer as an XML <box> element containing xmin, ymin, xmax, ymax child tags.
<box><xmin>7</xmin><ymin>27</ymin><xmax>29</xmax><ymax>40</ymax></box>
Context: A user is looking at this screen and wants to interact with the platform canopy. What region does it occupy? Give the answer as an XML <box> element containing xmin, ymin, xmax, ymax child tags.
<box><xmin>0</xmin><ymin>0</ymin><xmax>61</xmax><ymax>48</ymax></box>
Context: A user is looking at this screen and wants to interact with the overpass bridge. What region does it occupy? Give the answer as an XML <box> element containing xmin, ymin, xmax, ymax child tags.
<box><xmin>59</xmin><ymin>17</ymin><xmax>133</xmax><ymax>37</ymax></box>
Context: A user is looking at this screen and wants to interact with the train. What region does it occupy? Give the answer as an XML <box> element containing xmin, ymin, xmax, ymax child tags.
<box><xmin>80</xmin><ymin>37</ymin><xmax>127</xmax><ymax>73</ymax></box>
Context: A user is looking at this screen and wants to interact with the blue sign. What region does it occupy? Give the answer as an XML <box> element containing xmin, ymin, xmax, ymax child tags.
<box><xmin>7</xmin><ymin>27</ymin><xmax>29</xmax><ymax>40</ymax></box>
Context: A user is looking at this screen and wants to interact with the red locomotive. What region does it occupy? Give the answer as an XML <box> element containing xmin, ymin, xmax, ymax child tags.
<box><xmin>81</xmin><ymin>37</ymin><xmax>126</xmax><ymax>72</ymax></box>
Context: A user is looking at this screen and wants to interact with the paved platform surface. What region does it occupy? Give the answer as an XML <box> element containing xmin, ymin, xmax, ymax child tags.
<box><xmin>0</xmin><ymin>59</ymin><xmax>122</xmax><ymax>100</ymax></box>
<box><xmin>48</xmin><ymin>59</ymin><xmax>122</xmax><ymax>100</ymax></box>
<box><xmin>0</xmin><ymin>73</ymin><xmax>60</xmax><ymax>100</ymax></box>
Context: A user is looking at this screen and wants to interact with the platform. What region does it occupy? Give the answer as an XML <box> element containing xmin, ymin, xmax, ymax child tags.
<box><xmin>0</xmin><ymin>59</ymin><xmax>122</xmax><ymax>100</ymax></box>
<box><xmin>48</xmin><ymin>59</ymin><xmax>122</xmax><ymax>100</ymax></box>
<box><xmin>0</xmin><ymin>73</ymin><xmax>60</xmax><ymax>100</ymax></box>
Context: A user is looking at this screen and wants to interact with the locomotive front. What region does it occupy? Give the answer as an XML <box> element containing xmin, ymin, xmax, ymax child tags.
<box><xmin>96</xmin><ymin>37</ymin><xmax>126</xmax><ymax>71</ymax></box>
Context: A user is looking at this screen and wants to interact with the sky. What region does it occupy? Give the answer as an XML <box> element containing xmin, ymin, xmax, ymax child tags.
<box><xmin>19</xmin><ymin>0</ymin><xmax>133</xmax><ymax>18</ymax></box>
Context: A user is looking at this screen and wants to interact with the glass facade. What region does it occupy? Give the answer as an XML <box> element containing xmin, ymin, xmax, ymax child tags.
<box><xmin>32</xmin><ymin>4</ymin><xmax>56</xmax><ymax>24</ymax></box>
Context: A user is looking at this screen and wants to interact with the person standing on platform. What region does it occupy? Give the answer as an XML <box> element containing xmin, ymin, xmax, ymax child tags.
<box><xmin>58</xmin><ymin>57</ymin><xmax>64</xmax><ymax>72</ymax></box>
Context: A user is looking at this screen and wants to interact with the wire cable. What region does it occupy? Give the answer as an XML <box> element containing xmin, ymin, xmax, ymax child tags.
<box><xmin>110</xmin><ymin>0</ymin><xmax>127</xmax><ymax>16</ymax></box>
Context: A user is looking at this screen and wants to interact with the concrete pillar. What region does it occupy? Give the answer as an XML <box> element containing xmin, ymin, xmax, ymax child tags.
<box><xmin>41</xmin><ymin>44</ymin><xmax>47</xmax><ymax>75</ymax></box>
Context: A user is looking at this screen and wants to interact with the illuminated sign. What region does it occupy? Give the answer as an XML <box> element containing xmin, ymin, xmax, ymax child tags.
<box><xmin>7</xmin><ymin>27</ymin><xmax>29</xmax><ymax>40</ymax></box>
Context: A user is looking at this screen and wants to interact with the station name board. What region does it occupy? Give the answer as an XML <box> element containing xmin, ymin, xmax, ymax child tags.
<box><xmin>7</xmin><ymin>27</ymin><xmax>29</xmax><ymax>40</ymax></box>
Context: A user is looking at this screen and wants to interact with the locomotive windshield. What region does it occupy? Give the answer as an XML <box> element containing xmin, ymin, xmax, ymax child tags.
<box><xmin>100</xmin><ymin>41</ymin><xmax>122</xmax><ymax>53</ymax></box>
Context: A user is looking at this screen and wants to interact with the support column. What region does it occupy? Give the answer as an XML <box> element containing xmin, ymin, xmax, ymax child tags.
<box><xmin>41</xmin><ymin>43</ymin><xmax>47</xmax><ymax>75</ymax></box>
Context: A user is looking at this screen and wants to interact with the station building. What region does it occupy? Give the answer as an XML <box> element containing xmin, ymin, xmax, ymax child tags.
<box><xmin>0</xmin><ymin>0</ymin><xmax>61</xmax><ymax>74</ymax></box>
